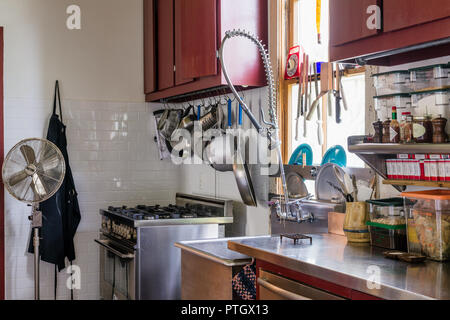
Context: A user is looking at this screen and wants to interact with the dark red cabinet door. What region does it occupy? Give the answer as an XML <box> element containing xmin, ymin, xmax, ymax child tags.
<box><xmin>330</xmin><ymin>0</ymin><xmax>381</xmax><ymax>46</ymax></box>
<box><xmin>175</xmin><ymin>0</ymin><xmax>218</xmax><ymax>84</ymax></box>
<box><xmin>384</xmin><ymin>0</ymin><xmax>450</xmax><ymax>32</ymax></box>
<box><xmin>143</xmin><ymin>0</ymin><xmax>156</xmax><ymax>94</ymax></box>
<box><xmin>157</xmin><ymin>0</ymin><xmax>175</xmax><ymax>90</ymax></box>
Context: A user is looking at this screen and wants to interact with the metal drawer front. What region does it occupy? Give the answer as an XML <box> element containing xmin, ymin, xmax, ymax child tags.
<box><xmin>258</xmin><ymin>270</ymin><xmax>345</xmax><ymax>300</ymax></box>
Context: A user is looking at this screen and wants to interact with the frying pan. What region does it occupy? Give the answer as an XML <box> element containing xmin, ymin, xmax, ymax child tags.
<box><xmin>233</xmin><ymin>150</ymin><xmax>257</xmax><ymax>207</ymax></box>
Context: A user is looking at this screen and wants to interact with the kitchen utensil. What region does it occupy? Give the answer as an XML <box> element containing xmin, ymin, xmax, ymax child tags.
<box><xmin>286</xmin><ymin>172</ymin><xmax>308</xmax><ymax>199</ymax></box>
<box><xmin>383</xmin><ymin>251</ymin><xmax>426</xmax><ymax>263</ymax></box>
<box><xmin>2</xmin><ymin>138</ymin><xmax>66</xmax><ymax>300</ymax></box>
<box><xmin>335</xmin><ymin>63</ymin><xmax>342</xmax><ymax>124</ymax></box>
<box><xmin>205</xmin><ymin>134</ymin><xmax>234</xmax><ymax>172</ymax></box>
<box><xmin>160</xmin><ymin>109</ymin><xmax>182</xmax><ymax>140</ymax></box>
<box><xmin>326</xmin><ymin>181</ymin><xmax>347</xmax><ymax>199</ymax></box>
<box><xmin>332</xmin><ymin>166</ymin><xmax>353</xmax><ymax>202</ymax></box>
<box><xmin>313</xmin><ymin>62</ymin><xmax>323</xmax><ymax>145</ymax></box>
<box><xmin>351</xmin><ymin>175</ymin><xmax>358</xmax><ymax>201</ymax></box>
<box><xmin>356</xmin><ymin>182</ymin><xmax>372</xmax><ymax>202</ymax></box>
<box><xmin>306</xmin><ymin>62</ymin><xmax>330</xmax><ymax>121</ymax></box>
<box><xmin>227</xmin><ymin>99</ymin><xmax>233</xmax><ymax>129</ymax></box>
<box><xmin>153</xmin><ymin>111</ymin><xmax>165</xmax><ymax>160</ymax></box>
<box><xmin>315</xmin><ymin>163</ymin><xmax>346</xmax><ymax>203</ymax></box>
<box><xmin>316</xmin><ymin>0</ymin><xmax>322</xmax><ymax>44</ymax></box>
<box><xmin>233</xmin><ymin>150</ymin><xmax>257</xmax><ymax>207</ymax></box>
<box><xmin>177</xmin><ymin>107</ymin><xmax>195</xmax><ymax>132</ymax></box>
<box><xmin>338</xmin><ymin>64</ymin><xmax>348</xmax><ymax>111</ymax></box>
<box><xmin>157</xmin><ymin>109</ymin><xmax>169</xmax><ymax>131</ymax></box>
<box><xmin>295</xmin><ymin>52</ymin><xmax>306</xmax><ymax>141</ymax></box>
<box><xmin>328</xmin><ymin>63</ymin><xmax>334</xmax><ymax>117</ymax></box>
<box><xmin>303</xmin><ymin>56</ymin><xmax>310</xmax><ymax>138</ymax></box>
<box><xmin>321</xmin><ymin>145</ymin><xmax>347</xmax><ymax>167</ymax></box>
<box><xmin>369</xmin><ymin>175</ymin><xmax>376</xmax><ymax>200</ymax></box>
<box><xmin>288</xmin><ymin>143</ymin><xmax>313</xmax><ymax>166</ymax></box>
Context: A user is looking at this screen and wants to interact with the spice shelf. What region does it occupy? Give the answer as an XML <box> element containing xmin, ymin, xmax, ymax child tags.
<box><xmin>382</xmin><ymin>180</ymin><xmax>450</xmax><ymax>188</ymax></box>
<box><xmin>347</xmin><ymin>137</ymin><xmax>450</xmax><ymax>191</ymax></box>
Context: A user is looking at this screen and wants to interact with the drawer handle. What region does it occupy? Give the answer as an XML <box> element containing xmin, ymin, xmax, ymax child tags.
<box><xmin>257</xmin><ymin>278</ymin><xmax>311</xmax><ymax>300</ymax></box>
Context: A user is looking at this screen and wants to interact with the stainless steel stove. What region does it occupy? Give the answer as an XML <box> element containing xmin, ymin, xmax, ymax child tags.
<box><xmin>96</xmin><ymin>193</ymin><xmax>233</xmax><ymax>300</ymax></box>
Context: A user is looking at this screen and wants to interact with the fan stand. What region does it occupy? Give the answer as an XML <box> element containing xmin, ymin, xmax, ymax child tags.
<box><xmin>29</xmin><ymin>204</ymin><xmax>42</xmax><ymax>300</ymax></box>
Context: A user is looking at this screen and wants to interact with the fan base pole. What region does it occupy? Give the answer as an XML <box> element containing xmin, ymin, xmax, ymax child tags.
<box><xmin>33</xmin><ymin>227</ymin><xmax>40</xmax><ymax>300</ymax></box>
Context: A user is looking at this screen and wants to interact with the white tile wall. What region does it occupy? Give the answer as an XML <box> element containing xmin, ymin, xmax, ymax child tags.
<box><xmin>4</xmin><ymin>98</ymin><xmax>180</xmax><ymax>300</ymax></box>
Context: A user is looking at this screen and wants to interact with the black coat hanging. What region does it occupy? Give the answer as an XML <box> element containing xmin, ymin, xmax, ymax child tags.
<box><xmin>28</xmin><ymin>81</ymin><xmax>81</xmax><ymax>271</ymax></box>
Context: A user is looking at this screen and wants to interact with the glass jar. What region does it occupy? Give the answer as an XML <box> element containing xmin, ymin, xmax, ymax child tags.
<box><xmin>413</xmin><ymin>116</ymin><xmax>433</xmax><ymax>143</ymax></box>
<box><xmin>401</xmin><ymin>115</ymin><xmax>414</xmax><ymax>144</ymax></box>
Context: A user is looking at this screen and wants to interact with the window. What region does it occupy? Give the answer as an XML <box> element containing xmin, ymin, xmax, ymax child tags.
<box><xmin>282</xmin><ymin>0</ymin><xmax>366</xmax><ymax>169</ymax></box>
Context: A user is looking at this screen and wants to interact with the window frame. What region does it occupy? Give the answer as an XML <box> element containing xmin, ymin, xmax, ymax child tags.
<box><xmin>273</xmin><ymin>0</ymin><xmax>366</xmax><ymax>162</ymax></box>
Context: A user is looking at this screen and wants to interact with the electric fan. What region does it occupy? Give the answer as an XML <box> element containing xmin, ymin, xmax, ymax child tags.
<box><xmin>1</xmin><ymin>138</ymin><xmax>66</xmax><ymax>300</ymax></box>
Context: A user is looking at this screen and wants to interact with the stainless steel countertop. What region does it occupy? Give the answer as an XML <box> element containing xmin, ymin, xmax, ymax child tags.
<box><xmin>227</xmin><ymin>234</ymin><xmax>450</xmax><ymax>300</ymax></box>
<box><xmin>175</xmin><ymin>236</ymin><xmax>264</xmax><ymax>267</ymax></box>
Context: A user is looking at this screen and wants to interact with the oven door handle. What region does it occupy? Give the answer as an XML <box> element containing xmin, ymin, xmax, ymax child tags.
<box><xmin>95</xmin><ymin>239</ymin><xmax>135</xmax><ymax>260</ymax></box>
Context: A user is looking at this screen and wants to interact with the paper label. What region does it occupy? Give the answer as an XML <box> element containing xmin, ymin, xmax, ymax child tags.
<box><xmin>390</xmin><ymin>127</ymin><xmax>398</xmax><ymax>141</ymax></box>
<box><xmin>413</xmin><ymin>124</ymin><xmax>426</xmax><ymax>138</ymax></box>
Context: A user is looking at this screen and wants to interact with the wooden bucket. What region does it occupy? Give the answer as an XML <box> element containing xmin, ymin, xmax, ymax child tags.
<box><xmin>343</xmin><ymin>202</ymin><xmax>370</xmax><ymax>243</ymax></box>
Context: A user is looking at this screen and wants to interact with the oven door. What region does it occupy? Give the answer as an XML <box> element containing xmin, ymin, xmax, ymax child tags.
<box><xmin>96</xmin><ymin>235</ymin><xmax>136</xmax><ymax>300</ymax></box>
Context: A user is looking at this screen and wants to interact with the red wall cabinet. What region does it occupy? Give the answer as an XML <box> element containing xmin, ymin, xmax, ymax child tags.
<box><xmin>144</xmin><ymin>0</ymin><xmax>268</xmax><ymax>102</ymax></box>
<box><xmin>330</xmin><ymin>0</ymin><xmax>450</xmax><ymax>65</ymax></box>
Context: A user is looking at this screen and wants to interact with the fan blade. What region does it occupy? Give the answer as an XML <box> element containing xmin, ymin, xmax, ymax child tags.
<box><xmin>39</xmin><ymin>152</ymin><xmax>61</xmax><ymax>172</ymax></box>
<box><xmin>31</xmin><ymin>173</ymin><xmax>48</xmax><ymax>200</ymax></box>
<box><xmin>20</xmin><ymin>145</ymin><xmax>36</xmax><ymax>165</ymax></box>
<box><xmin>7</xmin><ymin>170</ymin><xmax>28</xmax><ymax>187</ymax></box>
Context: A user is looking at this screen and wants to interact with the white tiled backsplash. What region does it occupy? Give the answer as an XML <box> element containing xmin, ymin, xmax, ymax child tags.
<box><xmin>4</xmin><ymin>98</ymin><xmax>180</xmax><ymax>300</ymax></box>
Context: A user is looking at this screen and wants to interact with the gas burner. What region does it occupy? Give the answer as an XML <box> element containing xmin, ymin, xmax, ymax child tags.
<box><xmin>107</xmin><ymin>204</ymin><xmax>204</xmax><ymax>221</ymax></box>
<box><xmin>280</xmin><ymin>234</ymin><xmax>312</xmax><ymax>245</ymax></box>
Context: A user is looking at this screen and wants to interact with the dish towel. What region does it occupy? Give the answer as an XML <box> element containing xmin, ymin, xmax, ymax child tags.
<box><xmin>232</xmin><ymin>261</ymin><xmax>256</xmax><ymax>300</ymax></box>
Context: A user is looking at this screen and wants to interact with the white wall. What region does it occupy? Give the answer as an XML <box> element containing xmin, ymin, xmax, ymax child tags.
<box><xmin>1</xmin><ymin>0</ymin><xmax>180</xmax><ymax>300</ymax></box>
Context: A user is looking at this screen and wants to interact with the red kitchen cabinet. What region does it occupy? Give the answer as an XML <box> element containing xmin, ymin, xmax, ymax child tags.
<box><xmin>143</xmin><ymin>0</ymin><xmax>156</xmax><ymax>94</ymax></box>
<box><xmin>144</xmin><ymin>0</ymin><xmax>268</xmax><ymax>101</ymax></box>
<box><xmin>384</xmin><ymin>0</ymin><xmax>450</xmax><ymax>32</ymax></box>
<box><xmin>329</xmin><ymin>0</ymin><xmax>450</xmax><ymax>65</ymax></box>
<box><xmin>256</xmin><ymin>260</ymin><xmax>383</xmax><ymax>300</ymax></box>
<box><xmin>157</xmin><ymin>0</ymin><xmax>175</xmax><ymax>90</ymax></box>
<box><xmin>330</xmin><ymin>0</ymin><xmax>381</xmax><ymax>47</ymax></box>
<box><xmin>175</xmin><ymin>0</ymin><xmax>217</xmax><ymax>84</ymax></box>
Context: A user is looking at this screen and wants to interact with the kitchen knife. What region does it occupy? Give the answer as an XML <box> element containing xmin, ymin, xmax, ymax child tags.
<box><xmin>303</xmin><ymin>55</ymin><xmax>309</xmax><ymax>138</ymax></box>
<box><xmin>314</xmin><ymin>62</ymin><xmax>323</xmax><ymax>145</ymax></box>
<box><xmin>335</xmin><ymin>63</ymin><xmax>342</xmax><ymax>124</ymax></box>
<box><xmin>338</xmin><ymin>64</ymin><xmax>348</xmax><ymax>111</ymax></box>
<box><xmin>328</xmin><ymin>63</ymin><xmax>334</xmax><ymax>117</ymax></box>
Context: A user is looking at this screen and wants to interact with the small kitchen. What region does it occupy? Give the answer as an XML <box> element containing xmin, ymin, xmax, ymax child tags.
<box><xmin>0</xmin><ymin>0</ymin><xmax>450</xmax><ymax>306</ymax></box>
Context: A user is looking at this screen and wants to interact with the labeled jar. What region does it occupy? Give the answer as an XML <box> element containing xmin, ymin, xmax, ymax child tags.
<box><xmin>401</xmin><ymin>115</ymin><xmax>414</xmax><ymax>144</ymax></box>
<box><xmin>413</xmin><ymin>116</ymin><xmax>432</xmax><ymax>143</ymax></box>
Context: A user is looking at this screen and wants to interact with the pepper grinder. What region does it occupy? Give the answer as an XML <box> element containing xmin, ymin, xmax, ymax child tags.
<box><xmin>372</xmin><ymin>119</ymin><xmax>383</xmax><ymax>143</ymax></box>
<box><xmin>432</xmin><ymin>115</ymin><xmax>448</xmax><ymax>144</ymax></box>
<box><xmin>382</xmin><ymin>118</ymin><xmax>391</xmax><ymax>143</ymax></box>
